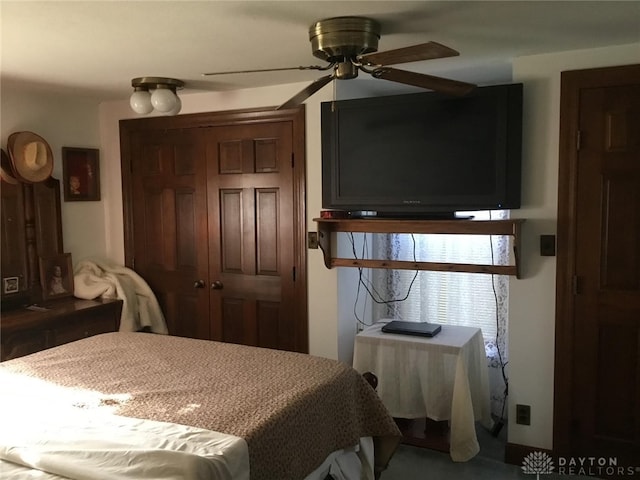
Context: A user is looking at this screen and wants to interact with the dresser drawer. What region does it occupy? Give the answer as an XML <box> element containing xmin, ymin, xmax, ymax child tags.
<box><xmin>1</xmin><ymin>330</ymin><xmax>49</xmax><ymax>362</ymax></box>
<box><xmin>52</xmin><ymin>312</ymin><xmax>118</xmax><ymax>347</ymax></box>
<box><xmin>1</xmin><ymin>298</ymin><xmax>123</xmax><ymax>361</ymax></box>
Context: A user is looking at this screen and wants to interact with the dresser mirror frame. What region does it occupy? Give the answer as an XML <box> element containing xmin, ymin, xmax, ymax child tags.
<box><xmin>1</xmin><ymin>177</ymin><xmax>64</xmax><ymax>309</ymax></box>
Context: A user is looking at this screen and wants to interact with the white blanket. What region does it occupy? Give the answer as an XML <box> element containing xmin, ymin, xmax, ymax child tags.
<box><xmin>0</xmin><ymin>367</ymin><xmax>248</xmax><ymax>480</ymax></box>
<box><xmin>0</xmin><ymin>409</ymin><xmax>249</xmax><ymax>480</ymax></box>
<box><xmin>73</xmin><ymin>258</ymin><xmax>168</xmax><ymax>334</ymax></box>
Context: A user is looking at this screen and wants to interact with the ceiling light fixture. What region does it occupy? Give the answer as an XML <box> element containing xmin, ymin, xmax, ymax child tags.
<box><xmin>130</xmin><ymin>77</ymin><xmax>185</xmax><ymax>115</ymax></box>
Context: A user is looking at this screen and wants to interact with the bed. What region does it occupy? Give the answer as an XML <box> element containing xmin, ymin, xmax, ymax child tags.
<box><xmin>0</xmin><ymin>332</ymin><xmax>401</xmax><ymax>480</ymax></box>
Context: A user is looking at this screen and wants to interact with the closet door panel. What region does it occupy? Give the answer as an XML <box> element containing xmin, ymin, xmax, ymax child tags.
<box><xmin>129</xmin><ymin>129</ymin><xmax>210</xmax><ymax>338</ymax></box>
<box><xmin>120</xmin><ymin>107</ymin><xmax>308</xmax><ymax>353</ymax></box>
<box><xmin>206</xmin><ymin>122</ymin><xmax>297</xmax><ymax>350</ymax></box>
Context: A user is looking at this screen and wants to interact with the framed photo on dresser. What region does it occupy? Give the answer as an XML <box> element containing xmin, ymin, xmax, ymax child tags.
<box><xmin>39</xmin><ymin>253</ymin><xmax>74</xmax><ymax>301</ymax></box>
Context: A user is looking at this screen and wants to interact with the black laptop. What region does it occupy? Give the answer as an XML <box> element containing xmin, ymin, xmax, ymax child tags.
<box><xmin>381</xmin><ymin>320</ymin><xmax>442</xmax><ymax>338</ymax></box>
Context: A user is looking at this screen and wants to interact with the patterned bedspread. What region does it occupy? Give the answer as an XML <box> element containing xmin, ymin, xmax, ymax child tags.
<box><xmin>0</xmin><ymin>332</ymin><xmax>401</xmax><ymax>480</ymax></box>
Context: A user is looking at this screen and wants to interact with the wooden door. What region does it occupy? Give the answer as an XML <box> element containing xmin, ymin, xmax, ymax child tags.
<box><xmin>555</xmin><ymin>64</ymin><xmax>640</xmax><ymax>466</ymax></box>
<box><xmin>120</xmin><ymin>107</ymin><xmax>308</xmax><ymax>353</ymax></box>
<box><xmin>205</xmin><ymin>122</ymin><xmax>299</xmax><ymax>351</ymax></box>
<box><xmin>127</xmin><ymin>128</ymin><xmax>210</xmax><ymax>339</ymax></box>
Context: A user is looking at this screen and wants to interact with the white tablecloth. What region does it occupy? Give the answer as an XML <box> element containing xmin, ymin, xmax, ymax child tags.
<box><xmin>352</xmin><ymin>323</ymin><xmax>492</xmax><ymax>462</ymax></box>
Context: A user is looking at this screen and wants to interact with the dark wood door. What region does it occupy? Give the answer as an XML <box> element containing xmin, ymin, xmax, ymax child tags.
<box><xmin>121</xmin><ymin>107</ymin><xmax>308</xmax><ymax>353</ymax></box>
<box><xmin>128</xmin><ymin>128</ymin><xmax>210</xmax><ymax>339</ymax></box>
<box><xmin>205</xmin><ymin>122</ymin><xmax>299</xmax><ymax>351</ymax></box>
<box><xmin>555</xmin><ymin>64</ymin><xmax>640</xmax><ymax>467</ymax></box>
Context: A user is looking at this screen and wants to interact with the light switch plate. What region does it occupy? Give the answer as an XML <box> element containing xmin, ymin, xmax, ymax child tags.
<box><xmin>540</xmin><ymin>234</ymin><xmax>556</xmax><ymax>256</ymax></box>
<box><xmin>308</xmin><ymin>232</ymin><xmax>318</xmax><ymax>249</ymax></box>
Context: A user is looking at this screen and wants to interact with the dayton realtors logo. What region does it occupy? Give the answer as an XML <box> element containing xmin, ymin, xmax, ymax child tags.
<box><xmin>522</xmin><ymin>451</ymin><xmax>554</xmax><ymax>479</ymax></box>
<box><xmin>522</xmin><ymin>451</ymin><xmax>639</xmax><ymax>477</ymax></box>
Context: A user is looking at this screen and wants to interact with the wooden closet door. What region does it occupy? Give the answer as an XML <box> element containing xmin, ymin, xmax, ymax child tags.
<box><xmin>121</xmin><ymin>107</ymin><xmax>308</xmax><ymax>352</ymax></box>
<box><xmin>205</xmin><ymin>122</ymin><xmax>299</xmax><ymax>351</ymax></box>
<box><xmin>128</xmin><ymin>128</ymin><xmax>210</xmax><ymax>338</ymax></box>
<box><xmin>571</xmin><ymin>81</ymin><xmax>640</xmax><ymax>462</ymax></box>
<box><xmin>555</xmin><ymin>64</ymin><xmax>640</xmax><ymax>466</ymax></box>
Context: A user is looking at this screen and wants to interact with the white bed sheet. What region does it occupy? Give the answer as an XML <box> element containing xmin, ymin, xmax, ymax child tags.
<box><xmin>0</xmin><ymin>408</ymin><xmax>249</xmax><ymax>480</ymax></box>
<box><xmin>0</xmin><ymin>367</ymin><xmax>248</xmax><ymax>480</ymax></box>
<box><xmin>1</xmin><ymin>430</ymin><xmax>373</xmax><ymax>480</ymax></box>
<box><xmin>304</xmin><ymin>437</ymin><xmax>374</xmax><ymax>480</ymax></box>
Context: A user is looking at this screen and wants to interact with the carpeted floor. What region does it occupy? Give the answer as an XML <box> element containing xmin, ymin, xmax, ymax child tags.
<box><xmin>382</xmin><ymin>422</ymin><xmax>591</xmax><ymax>480</ymax></box>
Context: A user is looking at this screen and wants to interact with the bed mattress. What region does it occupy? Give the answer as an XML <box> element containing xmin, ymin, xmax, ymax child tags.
<box><xmin>0</xmin><ymin>332</ymin><xmax>401</xmax><ymax>479</ymax></box>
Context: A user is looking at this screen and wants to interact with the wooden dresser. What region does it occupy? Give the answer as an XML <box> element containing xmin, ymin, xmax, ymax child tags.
<box><xmin>1</xmin><ymin>297</ymin><xmax>123</xmax><ymax>361</ymax></box>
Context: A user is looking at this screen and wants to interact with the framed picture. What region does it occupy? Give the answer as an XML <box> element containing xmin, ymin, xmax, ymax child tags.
<box><xmin>62</xmin><ymin>147</ymin><xmax>100</xmax><ymax>201</ymax></box>
<box><xmin>3</xmin><ymin>277</ymin><xmax>19</xmax><ymax>294</ymax></box>
<box><xmin>39</xmin><ymin>253</ymin><xmax>74</xmax><ymax>301</ymax></box>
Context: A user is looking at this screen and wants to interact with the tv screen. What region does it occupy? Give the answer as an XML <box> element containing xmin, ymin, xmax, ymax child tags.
<box><xmin>321</xmin><ymin>83</ymin><xmax>523</xmax><ymax>217</ymax></box>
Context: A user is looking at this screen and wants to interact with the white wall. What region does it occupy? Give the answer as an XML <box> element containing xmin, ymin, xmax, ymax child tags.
<box><xmin>99</xmin><ymin>83</ymin><xmax>341</xmax><ymax>359</ymax></box>
<box><xmin>508</xmin><ymin>43</ymin><xmax>639</xmax><ymax>450</ymax></box>
<box><xmin>1</xmin><ymin>88</ymin><xmax>106</xmax><ymax>263</ymax></box>
<box><xmin>336</xmin><ymin>232</ymin><xmax>374</xmax><ymax>364</ymax></box>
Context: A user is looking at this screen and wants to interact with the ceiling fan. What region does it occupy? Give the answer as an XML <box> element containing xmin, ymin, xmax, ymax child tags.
<box><xmin>203</xmin><ymin>16</ymin><xmax>476</xmax><ymax>110</ymax></box>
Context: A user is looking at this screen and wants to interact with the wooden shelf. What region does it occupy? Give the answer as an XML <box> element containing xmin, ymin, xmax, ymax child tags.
<box><xmin>313</xmin><ymin>217</ymin><xmax>524</xmax><ymax>278</ymax></box>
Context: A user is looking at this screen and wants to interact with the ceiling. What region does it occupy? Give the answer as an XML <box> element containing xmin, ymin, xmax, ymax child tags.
<box><xmin>2</xmin><ymin>1</ymin><xmax>639</xmax><ymax>103</ymax></box>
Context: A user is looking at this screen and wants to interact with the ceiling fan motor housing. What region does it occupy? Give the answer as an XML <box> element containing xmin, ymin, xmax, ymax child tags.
<box><xmin>206</xmin><ymin>14</ymin><xmax>475</xmax><ymax>108</ymax></box>
<box><xmin>309</xmin><ymin>16</ymin><xmax>381</xmax><ymax>64</ymax></box>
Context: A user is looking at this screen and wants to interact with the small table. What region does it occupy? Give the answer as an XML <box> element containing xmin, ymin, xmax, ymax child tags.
<box><xmin>352</xmin><ymin>322</ymin><xmax>492</xmax><ymax>462</ymax></box>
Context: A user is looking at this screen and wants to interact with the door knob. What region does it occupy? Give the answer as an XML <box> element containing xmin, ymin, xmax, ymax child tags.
<box><xmin>194</xmin><ymin>280</ymin><xmax>206</xmax><ymax>289</ymax></box>
<box><xmin>211</xmin><ymin>280</ymin><xmax>224</xmax><ymax>290</ymax></box>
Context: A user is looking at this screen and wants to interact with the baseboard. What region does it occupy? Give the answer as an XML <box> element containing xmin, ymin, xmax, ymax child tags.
<box><xmin>505</xmin><ymin>442</ymin><xmax>553</xmax><ymax>465</ymax></box>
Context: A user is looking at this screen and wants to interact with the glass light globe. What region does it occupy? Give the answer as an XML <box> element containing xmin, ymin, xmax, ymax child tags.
<box><xmin>164</xmin><ymin>95</ymin><xmax>182</xmax><ymax>116</ymax></box>
<box><xmin>151</xmin><ymin>87</ymin><xmax>177</xmax><ymax>113</ymax></box>
<box><xmin>129</xmin><ymin>89</ymin><xmax>153</xmax><ymax>114</ymax></box>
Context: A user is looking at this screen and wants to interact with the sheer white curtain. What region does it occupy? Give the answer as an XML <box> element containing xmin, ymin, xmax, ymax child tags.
<box><xmin>370</xmin><ymin>210</ymin><xmax>510</xmax><ymax>419</ymax></box>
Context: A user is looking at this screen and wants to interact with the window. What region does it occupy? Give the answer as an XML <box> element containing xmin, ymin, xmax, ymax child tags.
<box><xmin>365</xmin><ymin>210</ymin><xmax>510</xmax><ymax>419</ymax></box>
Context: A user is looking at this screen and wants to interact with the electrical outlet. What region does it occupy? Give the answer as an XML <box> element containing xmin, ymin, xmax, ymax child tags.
<box><xmin>516</xmin><ymin>404</ymin><xmax>531</xmax><ymax>425</ymax></box>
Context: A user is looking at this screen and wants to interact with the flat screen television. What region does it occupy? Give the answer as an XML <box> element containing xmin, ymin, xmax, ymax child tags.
<box><xmin>321</xmin><ymin>83</ymin><xmax>523</xmax><ymax>218</ymax></box>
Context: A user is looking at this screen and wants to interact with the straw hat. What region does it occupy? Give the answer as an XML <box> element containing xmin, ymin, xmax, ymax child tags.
<box><xmin>0</xmin><ymin>148</ymin><xmax>18</xmax><ymax>184</ymax></box>
<box><xmin>7</xmin><ymin>131</ymin><xmax>54</xmax><ymax>183</ymax></box>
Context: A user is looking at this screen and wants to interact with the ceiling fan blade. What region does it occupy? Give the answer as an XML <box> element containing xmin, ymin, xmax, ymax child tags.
<box><xmin>373</xmin><ymin>67</ymin><xmax>475</xmax><ymax>96</ymax></box>
<box><xmin>276</xmin><ymin>74</ymin><xmax>334</xmax><ymax>110</ymax></box>
<box><xmin>359</xmin><ymin>42</ymin><xmax>459</xmax><ymax>67</ymax></box>
<box><xmin>202</xmin><ymin>65</ymin><xmax>328</xmax><ymax>76</ymax></box>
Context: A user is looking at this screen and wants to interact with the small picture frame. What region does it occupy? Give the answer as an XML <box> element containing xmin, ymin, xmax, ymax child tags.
<box><xmin>39</xmin><ymin>253</ymin><xmax>74</xmax><ymax>301</ymax></box>
<box><xmin>3</xmin><ymin>277</ymin><xmax>20</xmax><ymax>294</ymax></box>
<box><xmin>62</xmin><ymin>147</ymin><xmax>100</xmax><ymax>201</ymax></box>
